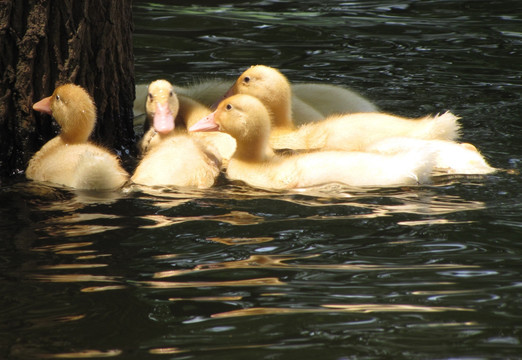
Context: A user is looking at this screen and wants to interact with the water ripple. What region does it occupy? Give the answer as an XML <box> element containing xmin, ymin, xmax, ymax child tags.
<box><xmin>211</xmin><ymin>303</ymin><xmax>473</xmax><ymax>319</ymax></box>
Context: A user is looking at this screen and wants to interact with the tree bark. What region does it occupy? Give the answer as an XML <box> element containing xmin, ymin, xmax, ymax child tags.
<box><xmin>0</xmin><ymin>0</ymin><xmax>135</xmax><ymax>178</ymax></box>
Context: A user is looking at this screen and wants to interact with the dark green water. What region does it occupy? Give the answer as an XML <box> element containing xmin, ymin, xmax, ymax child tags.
<box><xmin>2</xmin><ymin>1</ymin><xmax>522</xmax><ymax>359</ymax></box>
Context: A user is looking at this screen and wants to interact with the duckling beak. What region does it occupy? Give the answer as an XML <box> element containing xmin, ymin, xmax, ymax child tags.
<box><xmin>153</xmin><ymin>102</ymin><xmax>174</xmax><ymax>134</ymax></box>
<box><xmin>189</xmin><ymin>111</ymin><xmax>219</xmax><ymax>132</ymax></box>
<box><xmin>33</xmin><ymin>96</ymin><xmax>53</xmax><ymax>115</ymax></box>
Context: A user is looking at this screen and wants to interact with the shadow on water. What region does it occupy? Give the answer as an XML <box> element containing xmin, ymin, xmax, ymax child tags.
<box><xmin>2</xmin><ymin>0</ymin><xmax>522</xmax><ymax>358</ymax></box>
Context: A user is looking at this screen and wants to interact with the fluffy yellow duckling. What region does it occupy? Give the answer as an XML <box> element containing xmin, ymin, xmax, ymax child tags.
<box><xmin>131</xmin><ymin>80</ymin><xmax>221</xmax><ymax>188</ymax></box>
<box><xmin>190</xmin><ymin>94</ymin><xmax>435</xmax><ymax>190</ymax></box>
<box><xmin>27</xmin><ymin>84</ymin><xmax>128</xmax><ymax>190</ymax></box>
<box><xmin>225</xmin><ymin>65</ymin><xmax>461</xmax><ymax>152</ymax></box>
<box><xmin>137</xmin><ymin>80</ymin><xmax>236</xmax><ymax>162</ymax></box>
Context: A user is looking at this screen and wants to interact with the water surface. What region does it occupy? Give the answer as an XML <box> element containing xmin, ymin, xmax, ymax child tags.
<box><xmin>2</xmin><ymin>1</ymin><xmax>521</xmax><ymax>359</ymax></box>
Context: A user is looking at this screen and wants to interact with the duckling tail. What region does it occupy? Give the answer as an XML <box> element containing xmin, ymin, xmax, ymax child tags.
<box><xmin>73</xmin><ymin>150</ymin><xmax>128</xmax><ymax>190</ymax></box>
<box><xmin>416</xmin><ymin>111</ymin><xmax>461</xmax><ymax>141</ymax></box>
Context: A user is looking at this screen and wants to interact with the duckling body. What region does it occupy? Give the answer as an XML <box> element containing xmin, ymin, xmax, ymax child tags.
<box><xmin>27</xmin><ymin>84</ymin><xmax>128</xmax><ymax>190</ymax></box>
<box><xmin>367</xmin><ymin>138</ymin><xmax>496</xmax><ymax>175</ymax></box>
<box><xmin>132</xmin><ymin>134</ymin><xmax>220</xmax><ymax>188</ymax></box>
<box><xmin>291</xmin><ymin>83</ymin><xmax>378</xmax><ymax>124</ymax></box>
<box><xmin>224</xmin><ymin>148</ymin><xmax>433</xmax><ymax>190</ymax></box>
<box><xmin>226</xmin><ymin>65</ymin><xmax>460</xmax><ymax>151</ymax></box>
<box><xmin>131</xmin><ymin>80</ymin><xmax>222</xmax><ymax>188</ymax></box>
<box><xmin>270</xmin><ymin>111</ymin><xmax>460</xmax><ymax>152</ymax></box>
<box><xmin>190</xmin><ymin>94</ymin><xmax>434</xmax><ymax>190</ymax></box>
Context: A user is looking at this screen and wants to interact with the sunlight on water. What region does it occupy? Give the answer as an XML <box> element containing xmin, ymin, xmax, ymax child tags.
<box><xmin>30</xmin><ymin>274</ymin><xmax>120</xmax><ymax>283</ymax></box>
<box><xmin>40</xmin><ymin>350</ymin><xmax>122</xmax><ymax>358</ymax></box>
<box><xmin>169</xmin><ymin>296</ymin><xmax>243</xmax><ymax>302</ymax></box>
<box><xmin>81</xmin><ymin>285</ymin><xmax>129</xmax><ymax>293</ymax></box>
<box><xmin>211</xmin><ymin>303</ymin><xmax>474</xmax><ymax>319</ymax></box>
<box><xmin>38</xmin><ymin>264</ymin><xmax>108</xmax><ymax>270</ymax></box>
<box><xmin>152</xmin><ymin>254</ymin><xmax>478</xmax><ymax>279</ymax></box>
<box><xmin>142</xmin><ymin>277</ymin><xmax>284</xmax><ymax>288</ymax></box>
<box><xmin>139</xmin><ymin>210</ymin><xmax>264</xmax><ymax>229</ymax></box>
<box><xmin>2</xmin><ymin>1</ymin><xmax>522</xmax><ymax>359</ymax></box>
<box><xmin>148</xmin><ymin>347</ymin><xmax>188</xmax><ymax>355</ymax></box>
<box><xmin>38</xmin><ymin>222</ymin><xmax>117</xmax><ymax>237</ymax></box>
<box><xmin>148</xmin><ymin>343</ymin><xmax>270</xmax><ymax>356</ymax></box>
<box><xmin>207</xmin><ymin>236</ymin><xmax>275</xmax><ymax>245</ymax></box>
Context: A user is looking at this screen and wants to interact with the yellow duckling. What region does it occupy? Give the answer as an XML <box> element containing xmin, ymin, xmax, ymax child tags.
<box><xmin>137</xmin><ymin>79</ymin><xmax>236</xmax><ymax>162</ymax></box>
<box><xmin>131</xmin><ymin>80</ymin><xmax>221</xmax><ymax>188</ymax></box>
<box><xmin>224</xmin><ymin>65</ymin><xmax>461</xmax><ymax>152</ymax></box>
<box><xmin>27</xmin><ymin>84</ymin><xmax>128</xmax><ymax>190</ymax></box>
<box><xmin>190</xmin><ymin>94</ymin><xmax>435</xmax><ymax>190</ymax></box>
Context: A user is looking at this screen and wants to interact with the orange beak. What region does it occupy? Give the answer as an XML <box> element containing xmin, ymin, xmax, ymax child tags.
<box><xmin>33</xmin><ymin>96</ymin><xmax>53</xmax><ymax>115</ymax></box>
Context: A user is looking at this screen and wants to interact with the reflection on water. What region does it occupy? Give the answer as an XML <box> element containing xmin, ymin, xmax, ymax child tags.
<box><xmin>3</xmin><ymin>168</ymin><xmax>517</xmax><ymax>359</ymax></box>
<box><xmin>2</xmin><ymin>0</ymin><xmax>522</xmax><ymax>358</ymax></box>
<box><xmin>40</xmin><ymin>349</ymin><xmax>123</xmax><ymax>359</ymax></box>
<box><xmin>207</xmin><ymin>236</ymin><xmax>275</xmax><ymax>245</ymax></box>
<box><xmin>139</xmin><ymin>210</ymin><xmax>265</xmax><ymax>229</ymax></box>
<box><xmin>141</xmin><ymin>277</ymin><xmax>284</xmax><ymax>289</ymax></box>
<box><xmin>31</xmin><ymin>274</ymin><xmax>120</xmax><ymax>283</ymax></box>
<box><xmin>211</xmin><ymin>303</ymin><xmax>473</xmax><ymax>319</ymax></box>
<box><xmin>153</xmin><ymin>254</ymin><xmax>478</xmax><ymax>279</ymax></box>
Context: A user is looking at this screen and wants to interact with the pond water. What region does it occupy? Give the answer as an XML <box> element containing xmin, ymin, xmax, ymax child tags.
<box><xmin>2</xmin><ymin>0</ymin><xmax>522</xmax><ymax>359</ymax></box>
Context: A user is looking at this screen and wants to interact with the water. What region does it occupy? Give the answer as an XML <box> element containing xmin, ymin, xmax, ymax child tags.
<box><xmin>2</xmin><ymin>0</ymin><xmax>522</xmax><ymax>359</ymax></box>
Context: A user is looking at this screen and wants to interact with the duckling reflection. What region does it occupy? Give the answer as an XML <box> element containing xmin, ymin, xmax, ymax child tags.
<box><xmin>37</xmin><ymin>213</ymin><xmax>121</xmax><ymax>238</ymax></box>
<box><xmin>138</xmin><ymin>210</ymin><xmax>264</xmax><ymax>230</ymax></box>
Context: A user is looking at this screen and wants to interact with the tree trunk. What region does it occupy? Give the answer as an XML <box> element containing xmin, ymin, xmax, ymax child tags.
<box><xmin>0</xmin><ymin>0</ymin><xmax>135</xmax><ymax>178</ymax></box>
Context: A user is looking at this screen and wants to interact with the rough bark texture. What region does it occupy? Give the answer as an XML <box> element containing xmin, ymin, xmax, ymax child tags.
<box><xmin>0</xmin><ymin>0</ymin><xmax>135</xmax><ymax>178</ymax></box>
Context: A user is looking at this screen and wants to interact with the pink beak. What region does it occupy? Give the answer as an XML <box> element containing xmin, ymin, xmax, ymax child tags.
<box><xmin>153</xmin><ymin>102</ymin><xmax>174</xmax><ymax>134</ymax></box>
<box><xmin>189</xmin><ymin>111</ymin><xmax>220</xmax><ymax>132</ymax></box>
<box><xmin>33</xmin><ymin>96</ymin><xmax>53</xmax><ymax>115</ymax></box>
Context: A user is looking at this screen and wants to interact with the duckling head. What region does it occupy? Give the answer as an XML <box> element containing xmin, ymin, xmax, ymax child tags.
<box><xmin>146</xmin><ymin>79</ymin><xmax>179</xmax><ymax>134</ymax></box>
<box><xmin>191</xmin><ymin>94</ymin><xmax>271</xmax><ymax>161</ymax></box>
<box><xmin>225</xmin><ymin>65</ymin><xmax>292</xmax><ymax>128</ymax></box>
<box><xmin>33</xmin><ymin>84</ymin><xmax>96</xmax><ymax>144</ymax></box>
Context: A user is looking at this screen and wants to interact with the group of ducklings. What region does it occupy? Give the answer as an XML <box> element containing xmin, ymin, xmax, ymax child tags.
<box><xmin>26</xmin><ymin>65</ymin><xmax>496</xmax><ymax>191</ymax></box>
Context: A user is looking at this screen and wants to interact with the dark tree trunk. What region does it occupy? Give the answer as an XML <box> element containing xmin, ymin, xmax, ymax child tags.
<box><xmin>0</xmin><ymin>0</ymin><xmax>135</xmax><ymax>178</ymax></box>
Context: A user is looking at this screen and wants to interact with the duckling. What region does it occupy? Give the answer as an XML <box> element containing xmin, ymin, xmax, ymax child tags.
<box><xmin>190</xmin><ymin>94</ymin><xmax>435</xmax><ymax>190</ymax></box>
<box><xmin>131</xmin><ymin>80</ymin><xmax>221</xmax><ymax>188</ymax></box>
<box><xmin>138</xmin><ymin>80</ymin><xmax>236</xmax><ymax>162</ymax></box>
<box><xmin>27</xmin><ymin>84</ymin><xmax>128</xmax><ymax>190</ymax></box>
<box><xmin>225</xmin><ymin>65</ymin><xmax>461</xmax><ymax>152</ymax></box>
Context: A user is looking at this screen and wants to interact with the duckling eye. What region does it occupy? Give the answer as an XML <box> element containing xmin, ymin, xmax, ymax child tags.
<box><xmin>243</xmin><ymin>76</ymin><xmax>250</xmax><ymax>84</ymax></box>
<box><xmin>148</xmin><ymin>93</ymin><xmax>154</xmax><ymax>101</ymax></box>
<box><xmin>225</xmin><ymin>104</ymin><xmax>233</xmax><ymax>111</ymax></box>
<box><xmin>55</xmin><ymin>94</ymin><xmax>61</xmax><ymax>101</ymax></box>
